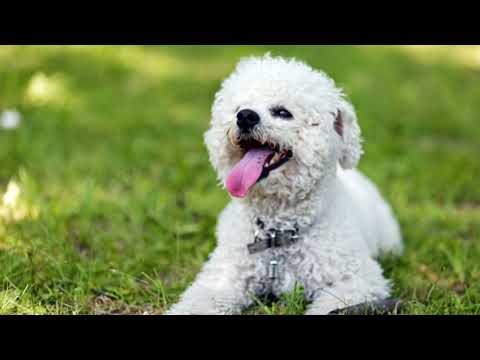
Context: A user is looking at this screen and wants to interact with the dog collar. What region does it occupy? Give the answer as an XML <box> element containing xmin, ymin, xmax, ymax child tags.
<box><xmin>247</xmin><ymin>219</ymin><xmax>300</xmax><ymax>255</ymax></box>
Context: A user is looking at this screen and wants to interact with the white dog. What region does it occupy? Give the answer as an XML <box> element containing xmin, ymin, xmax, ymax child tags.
<box><xmin>166</xmin><ymin>54</ymin><xmax>402</xmax><ymax>315</ymax></box>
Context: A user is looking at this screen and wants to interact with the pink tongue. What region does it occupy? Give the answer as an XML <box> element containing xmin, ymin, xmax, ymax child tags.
<box><xmin>226</xmin><ymin>148</ymin><xmax>274</xmax><ymax>198</ymax></box>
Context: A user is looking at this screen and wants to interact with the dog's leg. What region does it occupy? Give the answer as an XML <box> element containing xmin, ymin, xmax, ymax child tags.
<box><xmin>304</xmin><ymin>259</ymin><xmax>392</xmax><ymax>315</ymax></box>
<box><xmin>164</xmin><ymin>249</ymin><xmax>253</xmax><ymax>315</ymax></box>
<box><xmin>165</xmin><ymin>287</ymin><xmax>245</xmax><ymax>315</ymax></box>
<box><xmin>165</xmin><ymin>275</ymin><xmax>251</xmax><ymax>315</ymax></box>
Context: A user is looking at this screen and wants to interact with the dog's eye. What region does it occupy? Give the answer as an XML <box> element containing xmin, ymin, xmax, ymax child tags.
<box><xmin>270</xmin><ymin>107</ymin><xmax>293</xmax><ymax>119</ymax></box>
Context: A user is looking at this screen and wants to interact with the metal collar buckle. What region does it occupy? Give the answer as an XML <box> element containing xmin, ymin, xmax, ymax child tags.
<box><xmin>247</xmin><ymin>221</ymin><xmax>300</xmax><ymax>255</ymax></box>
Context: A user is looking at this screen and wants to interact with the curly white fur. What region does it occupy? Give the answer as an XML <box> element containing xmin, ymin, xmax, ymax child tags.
<box><xmin>166</xmin><ymin>54</ymin><xmax>402</xmax><ymax>315</ymax></box>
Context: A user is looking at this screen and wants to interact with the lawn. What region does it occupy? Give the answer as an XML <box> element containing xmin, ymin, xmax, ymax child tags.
<box><xmin>0</xmin><ymin>45</ymin><xmax>479</xmax><ymax>315</ymax></box>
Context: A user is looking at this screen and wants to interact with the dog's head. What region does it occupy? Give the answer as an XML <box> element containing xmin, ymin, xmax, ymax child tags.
<box><xmin>204</xmin><ymin>54</ymin><xmax>362</xmax><ymax>199</ymax></box>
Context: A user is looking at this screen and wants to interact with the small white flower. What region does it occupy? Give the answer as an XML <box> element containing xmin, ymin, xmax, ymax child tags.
<box><xmin>0</xmin><ymin>109</ymin><xmax>22</xmax><ymax>129</ymax></box>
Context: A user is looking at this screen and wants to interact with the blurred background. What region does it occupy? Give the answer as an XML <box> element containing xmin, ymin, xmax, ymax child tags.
<box><xmin>0</xmin><ymin>45</ymin><xmax>479</xmax><ymax>314</ymax></box>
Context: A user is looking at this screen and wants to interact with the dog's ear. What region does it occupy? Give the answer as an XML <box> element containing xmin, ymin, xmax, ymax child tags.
<box><xmin>334</xmin><ymin>101</ymin><xmax>362</xmax><ymax>169</ymax></box>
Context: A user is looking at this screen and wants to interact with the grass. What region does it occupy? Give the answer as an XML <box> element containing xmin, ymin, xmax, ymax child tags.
<box><xmin>0</xmin><ymin>45</ymin><xmax>479</xmax><ymax>315</ymax></box>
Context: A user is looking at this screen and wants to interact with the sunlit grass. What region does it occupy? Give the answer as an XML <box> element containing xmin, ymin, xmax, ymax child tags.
<box><xmin>396</xmin><ymin>45</ymin><xmax>480</xmax><ymax>69</ymax></box>
<box><xmin>0</xmin><ymin>285</ymin><xmax>48</xmax><ymax>315</ymax></box>
<box><xmin>0</xmin><ymin>175</ymin><xmax>39</xmax><ymax>224</ymax></box>
<box><xmin>24</xmin><ymin>72</ymin><xmax>80</xmax><ymax>108</ymax></box>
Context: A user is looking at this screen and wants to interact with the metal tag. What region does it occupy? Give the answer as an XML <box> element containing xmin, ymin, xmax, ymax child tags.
<box><xmin>268</xmin><ymin>259</ymin><xmax>278</xmax><ymax>280</ymax></box>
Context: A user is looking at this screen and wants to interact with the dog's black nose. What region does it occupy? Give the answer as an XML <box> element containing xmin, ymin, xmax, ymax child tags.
<box><xmin>237</xmin><ymin>109</ymin><xmax>260</xmax><ymax>131</ymax></box>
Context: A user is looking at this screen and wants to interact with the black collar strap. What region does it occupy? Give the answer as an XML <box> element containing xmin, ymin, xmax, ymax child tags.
<box><xmin>247</xmin><ymin>221</ymin><xmax>300</xmax><ymax>255</ymax></box>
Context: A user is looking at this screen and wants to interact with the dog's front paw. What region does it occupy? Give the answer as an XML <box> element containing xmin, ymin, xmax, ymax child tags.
<box><xmin>163</xmin><ymin>307</ymin><xmax>187</xmax><ymax>315</ymax></box>
<box><xmin>304</xmin><ymin>297</ymin><xmax>346</xmax><ymax>315</ymax></box>
<box><xmin>163</xmin><ymin>303</ymin><xmax>226</xmax><ymax>315</ymax></box>
<box><xmin>163</xmin><ymin>302</ymin><xmax>194</xmax><ymax>315</ymax></box>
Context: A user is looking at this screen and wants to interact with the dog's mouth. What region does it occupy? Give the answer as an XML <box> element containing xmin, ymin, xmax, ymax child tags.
<box><xmin>225</xmin><ymin>138</ymin><xmax>292</xmax><ymax>198</ymax></box>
